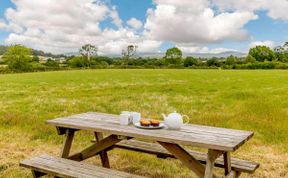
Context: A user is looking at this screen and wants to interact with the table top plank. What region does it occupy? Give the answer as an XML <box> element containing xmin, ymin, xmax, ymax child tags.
<box><xmin>47</xmin><ymin>112</ymin><xmax>254</xmax><ymax>151</ymax></box>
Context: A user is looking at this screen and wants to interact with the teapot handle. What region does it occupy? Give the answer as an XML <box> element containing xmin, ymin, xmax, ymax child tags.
<box><xmin>182</xmin><ymin>115</ymin><xmax>190</xmax><ymax>125</ymax></box>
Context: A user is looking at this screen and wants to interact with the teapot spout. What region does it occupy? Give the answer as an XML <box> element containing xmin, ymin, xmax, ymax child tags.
<box><xmin>161</xmin><ymin>113</ymin><xmax>167</xmax><ymax>119</ymax></box>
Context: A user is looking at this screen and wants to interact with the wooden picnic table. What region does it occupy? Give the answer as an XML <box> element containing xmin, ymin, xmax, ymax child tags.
<box><xmin>46</xmin><ymin>112</ymin><xmax>254</xmax><ymax>178</ymax></box>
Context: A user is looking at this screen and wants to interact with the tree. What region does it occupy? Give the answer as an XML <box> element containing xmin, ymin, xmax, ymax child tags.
<box><xmin>284</xmin><ymin>42</ymin><xmax>288</xmax><ymax>48</ymax></box>
<box><xmin>32</xmin><ymin>56</ymin><xmax>40</xmax><ymax>62</ymax></box>
<box><xmin>122</xmin><ymin>45</ymin><xmax>137</xmax><ymax>59</ymax></box>
<box><xmin>274</xmin><ymin>46</ymin><xmax>286</xmax><ymax>62</ymax></box>
<box><xmin>69</xmin><ymin>56</ymin><xmax>88</xmax><ymax>68</ymax></box>
<box><xmin>274</xmin><ymin>46</ymin><xmax>285</xmax><ymax>53</ymax></box>
<box><xmin>3</xmin><ymin>45</ymin><xmax>32</xmax><ymax>71</ymax></box>
<box><xmin>245</xmin><ymin>54</ymin><xmax>256</xmax><ymax>63</ymax></box>
<box><xmin>79</xmin><ymin>44</ymin><xmax>97</xmax><ymax>65</ymax></box>
<box><xmin>164</xmin><ymin>47</ymin><xmax>182</xmax><ymax>64</ymax></box>
<box><xmin>225</xmin><ymin>55</ymin><xmax>237</xmax><ymax>65</ymax></box>
<box><xmin>184</xmin><ymin>56</ymin><xmax>198</xmax><ymax>67</ymax></box>
<box><xmin>206</xmin><ymin>58</ymin><xmax>220</xmax><ymax>67</ymax></box>
<box><xmin>248</xmin><ymin>46</ymin><xmax>276</xmax><ymax>62</ymax></box>
<box><xmin>45</xmin><ymin>58</ymin><xmax>59</xmax><ymax>68</ymax></box>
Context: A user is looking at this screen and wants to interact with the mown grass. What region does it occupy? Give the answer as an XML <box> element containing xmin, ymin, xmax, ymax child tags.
<box><xmin>1</xmin><ymin>69</ymin><xmax>288</xmax><ymax>177</ymax></box>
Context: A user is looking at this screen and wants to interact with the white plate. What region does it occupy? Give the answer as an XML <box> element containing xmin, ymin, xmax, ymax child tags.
<box><xmin>134</xmin><ymin>122</ymin><xmax>165</xmax><ymax>129</ymax></box>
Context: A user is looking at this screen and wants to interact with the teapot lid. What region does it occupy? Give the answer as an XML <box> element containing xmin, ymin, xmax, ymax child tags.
<box><xmin>168</xmin><ymin>111</ymin><xmax>182</xmax><ymax>118</ymax></box>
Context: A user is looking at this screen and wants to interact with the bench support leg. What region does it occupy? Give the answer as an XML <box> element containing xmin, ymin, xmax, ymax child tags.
<box><xmin>225</xmin><ymin>171</ymin><xmax>242</xmax><ymax>178</ymax></box>
<box><xmin>31</xmin><ymin>170</ymin><xmax>45</xmax><ymax>178</ymax></box>
<box><xmin>94</xmin><ymin>132</ymin><xmax>110</xmax><ymax>168</ymax></box>
<box><xmin>60</xmin><ymin>129</ymin><xmax>75</xmax><ymax>158</ymax></box>
<box><xmin>204</xmin><ymin>149</ymin><xmax>223</xmax><ymax>178</ymax></box>
<box><xmin>69</xmin><ymin>134</ymin><xmax>122</xmax><ymax>161</ymax></box>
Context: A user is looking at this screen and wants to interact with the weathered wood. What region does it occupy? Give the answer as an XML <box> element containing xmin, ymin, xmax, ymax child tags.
<box><xmin>69</xmin><ymin>134</ymin><xmax>121</xmax><ymax>161</ymax></box>
<box><xmin>20</xmin><ymin>155</ymin><xmax>146</xmax><ymax>178</ymax></box>
<box><xmin>158</xmin><ymin>141</ymin><xmax>208</xmax><ymax>178</ymax></box>
<box><xmin>113</xmin><ymin>140</ymin><xmax>259</xmax><ymax>174</ymax></box>
<box><xmin>235</xmin><ymin>171</ymin><xmax>241</xmax><ymax>178</ymax></box>
<box><xmin>46</xmin><ymin>112</ymin><xmax>258</xmax><ymax>178</ymax></box>
<box><xmin>94</xmin><ymin>132</ymin><xmax>110</xmax><ymax>168</ymax></box>
<box><xmin>224</xmin><ymin>152</ymin><xmax>232</xmax><ymax>175</ymax></box>
<box><xmin>60</xmin><ymin>129</ymin><xmax>75</xmax><ymax>158</ymax></box>
<box><xmin>47</xmin><ymin>112</ymin><xmax>254</xmax><ymax>151</ymax></box>
<box><xmin>204</xmin><ymin>149</ymin><xmax>223</xmax><ymax>178</ymax></box>
<box><xmin>225</xmin><ymin>171</ymin><xmax>236</xmax><ymax>178</ymax></box>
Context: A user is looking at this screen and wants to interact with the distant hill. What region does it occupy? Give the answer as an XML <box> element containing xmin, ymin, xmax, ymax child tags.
<box><xmin>187</xmin><ymin>51</ymin><xmax>246</xmax><ymax>58</ymax></box>
<box><xmin>137</xmin><ymin>51</ymin><xmax>246</xmax><ymax>58</ymax></box>
<box><xmin>0</xmin><ymin>45</ymin><xmax>66</xmax><ymax>58</ymax></box>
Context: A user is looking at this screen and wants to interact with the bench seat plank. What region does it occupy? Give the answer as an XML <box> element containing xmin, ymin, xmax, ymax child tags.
<box><xmin>20</xmin><ymin>155</ymin><xmax>146</xmax><ymax>178</ymax></box>
<box><xmin>114</xmin><ymin>140</ymin><xmax>259</xmax><ymax>174</ymax></box>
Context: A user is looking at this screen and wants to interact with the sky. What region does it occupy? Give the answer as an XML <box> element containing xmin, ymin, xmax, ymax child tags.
<box><xmin>0</xmin><ymin>0</ymin><xmax>287</xmax><ymax>55</ymax></box>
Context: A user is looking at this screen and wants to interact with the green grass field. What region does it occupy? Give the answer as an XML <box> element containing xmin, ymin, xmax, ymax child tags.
<box><xmin>1</xmin><ymin>69</ymin><xmax>288</xmax><ymax>177</ymax></box>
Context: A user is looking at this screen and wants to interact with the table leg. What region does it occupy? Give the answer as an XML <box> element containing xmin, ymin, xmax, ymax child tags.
<box><xmin>60</xmin><ymin>129</ymin><xmax>75</xmax><ymax>158</ymax></box>
<box><xmin>224</xmin><ymin>152</ymin><xmax>232</xmax><ymax>175</ymax></box>
<box><xmin>158</xmin><ymin>141</ymin><xmax>206</xmax><ymax>178</ymax></box>
<box><xmin>204</xmin><ymin>149</ymin><xmax>223</xmax><ymax>178</ymax></box>
<box><xmin>94</xmin><ymin>132</ymin><xmax>110</xmax><ymax>168</ymax></box>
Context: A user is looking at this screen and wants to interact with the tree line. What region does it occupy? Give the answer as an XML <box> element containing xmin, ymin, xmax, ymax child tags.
<box><xmin>0</xmin><ymin>42</ymin><xmax>288</xmax><ymax>73</ymax></box>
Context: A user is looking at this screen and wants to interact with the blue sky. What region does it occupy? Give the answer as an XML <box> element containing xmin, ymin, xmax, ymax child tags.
<box><xmin>0</xmin><ymin>0</ymin><xmax>287</xmax><ymax>54</ymax></box>
<box><xmin>0</xmin><ymin>0</ymin><xmax>13</xmax><ymax>44</ymax></box>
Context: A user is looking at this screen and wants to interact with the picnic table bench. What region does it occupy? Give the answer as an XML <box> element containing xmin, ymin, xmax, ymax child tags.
<box><xmin>20</xmin><ymin>155</ymin><xmax>146</xmax><ymax>178</ymax></box>
<box><xmin>20</xmin><ymin>112</ymin><xmax>259</xmax><ymax>178</ymax></box>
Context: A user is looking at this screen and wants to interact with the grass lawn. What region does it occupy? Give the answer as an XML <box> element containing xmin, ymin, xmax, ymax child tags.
<box><xmin>0</xmin><ymin>69</ymin><xmax>288</xmax><ymax>177</ymax></box>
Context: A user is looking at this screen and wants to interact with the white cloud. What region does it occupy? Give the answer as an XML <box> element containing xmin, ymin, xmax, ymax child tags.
<box><xmin>199</xmin><ymin>47</ymin><xmax>238</xmax><ymax>54</ymax></box>
<box><xmin>110</xmin><ymin>6</ymin><xmax>122</xmax><ymax>28</ymax></box>
<box><xmin>0</xmin><ymin>0</ymin><xmax>287</xmax><ymax>55</ymax></box>
<box><xmin>0</xmin><ymin>0</ymin><xmax>162</xmax><ymax>55</ymax></box>
<box><xmin>249</xmin><ymin>40</ymin><xmax>275</xmax><ymax>49</ymax></box>
<box><xmin>212</xmin><ymin>0</ymin><xmax>288</xmax><ymax>20</ymax></box>
<box><xmin>127</xmin><ymin>18</ymin><xmax>143</xmax><ymax>30</ymax></box>
<box><xmin>144</xmin><ymin>0</ymin><xmax>257</xmax><ymax>44</ymax></box>
<box><xmin>266</xmin><ymin>0</ymin><xmax>288</xmax><ymax>20</ymax></box>
<box><xmin>0</xmin><ymin>20</ymin><xmax>7</xmax><ymax>29</ymax></box>
<box><xmin>1</xmin><ymin>0</ymin><xmax>160</xmax><ymax>55</ymax></box>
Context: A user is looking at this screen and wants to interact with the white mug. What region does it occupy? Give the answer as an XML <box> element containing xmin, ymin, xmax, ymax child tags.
<box><xmin>131</xmin><ymin>112</ymin><xmax>141</xmax><ymax>124</ymax></box>
<box><xmin>119</xmin><ymin>113</ymin><xmax>130</xmax><ymax>125</ymax></box>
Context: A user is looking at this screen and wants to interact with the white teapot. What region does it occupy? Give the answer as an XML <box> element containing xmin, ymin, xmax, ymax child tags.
<box><xmin>162</xmin><ymin>111</ymin><xmax>190</xmax><ymax>130</ymax></box>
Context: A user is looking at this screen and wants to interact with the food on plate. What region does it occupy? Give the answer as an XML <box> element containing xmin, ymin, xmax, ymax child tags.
<box><xmin>140</xmin><ymin>119</ymin><xmax>151</xmax><ymax>126</ymax></box>
<box><xmin>151</xmin><ymin>120</ymin><xmax>160</xmax><ymax>127</ymax></box>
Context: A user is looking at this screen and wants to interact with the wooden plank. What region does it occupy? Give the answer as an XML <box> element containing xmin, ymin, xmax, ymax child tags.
<box><xmin>60</xmin><ymin>129</ymin><xmax>75</xmax><ymax>158</ymax></box>
<box><xmin>47</xmin><ymin>112</ymin><xmax>254</xmax><ymax>151</ymax></box>
<box><xmin>204</xmin><ymin>149</ymin><xmax>223</xmax><ymax>178</ymax></box>
<box><xmin>224</xmin><ymin>152</ymin><xmax>232</xmax><ymax>175</ymax></box>
<box><xmin>68</xmin><ymin>134</ymin><xmax>121</xmax><ymax>161</ymax></box>
<box><xmin>94</xmin><ymin>132</ymin><xmax>110</xmax><ymax>168</ymax></box>
<box><xmin>158</xmin><ymin>141</ymin><xmax>208</xmax><ymax>178</ymax></box>
<box><xmin>20</xmin><ymin>155</ymin><xmax>146</xmax><ymax>178</ymax></box>
<box><xmin>113</xmin><ymin>140</ymin><xmax>259</xmax><ymax>173</ymax></box>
